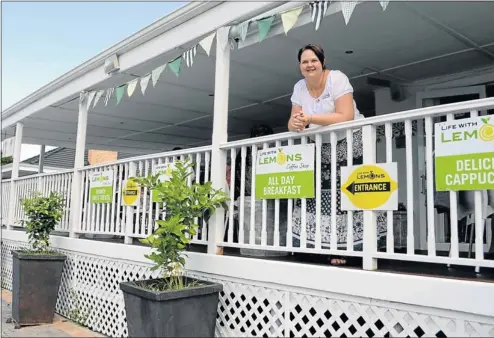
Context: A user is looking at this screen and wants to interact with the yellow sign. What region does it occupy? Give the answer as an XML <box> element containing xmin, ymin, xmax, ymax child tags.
<box><xmin>122</xmin><ymin>179</ymin><xmax>140</xmax><ymax>206</ymax></box>
<box><xmin>341</xmin><ymin>163</ymin><xmax>398</xmax><ymax>211</ymax></box>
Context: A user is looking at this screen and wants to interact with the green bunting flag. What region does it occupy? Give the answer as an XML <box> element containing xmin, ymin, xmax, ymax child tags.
<box><xmin>258</xmin><ymin>16</ymin><xmax>275</xmax><ymax>42</ymax></box>
<box><xmin>116</xmin><ymin>85</ymin><xmax>126</xmax><ymax>105</ymax></box>
<box><xmin>168</xmin><ymin>56</ymin><xmax>182</xmax><ymax>77</ymax></box>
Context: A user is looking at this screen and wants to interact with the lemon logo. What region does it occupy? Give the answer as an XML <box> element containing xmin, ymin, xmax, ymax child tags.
<box><xmin>479</xmin><ymin>117</ymin><xmax>494</xmax><ymax>142</ymax></box>
<box><xmin>342</xmin><ymin>165</ymin><xmax>398</xmax><ymax>210</ymax></box>
<box><xmin>122</xmin><ymin>179</ymin><xmax>139</xmax><ymax>206</ymax></box>
<box><xmin>165</xmin><ymin>166</ymin><xmax>173</xmax><ymax>177</ymax></box>
<box><xmin>276</xmin><ymin>148</ymin><xmax>287</xmax><ymax>165</ymax></box>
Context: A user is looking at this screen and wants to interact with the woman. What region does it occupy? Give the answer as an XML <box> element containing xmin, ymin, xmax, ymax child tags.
<box><xmin>287</xmin><ymin>44</ymin><xmax>387</xmax><ymax>265</ymax></box>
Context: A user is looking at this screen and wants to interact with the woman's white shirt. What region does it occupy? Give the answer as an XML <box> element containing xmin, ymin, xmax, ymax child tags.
<box><xmin>290</xmin><ymin>70</ymin><xmax>364</xmax><ymax>142</ymax></box>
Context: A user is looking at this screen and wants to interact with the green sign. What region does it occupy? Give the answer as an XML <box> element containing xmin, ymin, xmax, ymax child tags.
<box><xmin>255</xmin><ymin>144</ymin><xmax>315</xmax><ymax>199</ymax></box>
<box><xmin>434</xmin><ymin>116</ymin><xmax>494</xmax><ymax>191</ymax></box>
<box><xmin>89</xmin><ymin>170</ymin><xmax>114</xmax><ymax>203</ymax></box>
<box><xmin>151</xmin><ymin>163</ymin><xmax>176</xmax><ymax>203</ymax></box>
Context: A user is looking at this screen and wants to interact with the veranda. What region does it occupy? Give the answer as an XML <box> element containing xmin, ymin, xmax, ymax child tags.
<box><xmin>2</xmin><ymin>1</ymin><xmax>494</xmax><ymax>337</ymax></box>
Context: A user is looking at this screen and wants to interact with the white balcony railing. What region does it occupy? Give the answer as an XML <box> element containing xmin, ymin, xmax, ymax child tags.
<box><xmin>76</xmin><ymin>146</ymin><xmax>212</xmax><ymax>244</ymax></box>
<box><xmin>3</xmin><ymin>98</ymin><xmax>494</xmax><ymax>271</ymax></box>
<box><xmin>5</xmin><ymin>169</ymin><xmax>73</xmax><ymax>232</ymax></box>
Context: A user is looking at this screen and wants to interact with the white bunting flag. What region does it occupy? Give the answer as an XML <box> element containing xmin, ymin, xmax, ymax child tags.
<box><xmin>86</xmin><ymin>91</ymin><xmax>96</xmax><ymax>111</ymax></box>
<box><xmin>104</xmin><ymin>88</ymin><xmax>114</xmax><ymax>106</ymax></box>
<box><xmin>281</xmin><ymin>7</ymin><xmax>303</xmax><ymax>35</ymax></box>
<box><xmin>199</xmin><ymin>32</ymin><xmax>216</xmax><ymax>56</ymax></box>
<box><xmin>217</xmin><ymin>26</ymin><xmax>231</xmax><ymax>53</ymax></box>
<box><xmin>93</xmin><ymin>90</ymin><xmax>104</xmax><ymax>108</ymax></box>
<box><xmin>379</xmin><ymin>0</ymin><xmax>389</xmax><ymax>11</ymax></box>
<box><xmin>140</xmin><ymin>74</ymin><xmax>151</xmax><ymax>95</ymax></box>
<box><xmin>127</xmin><ymin>78</ymin><xmax>138</xmax><ymax>97</ymax></box>
<box><xmin>183</xmin><ymin>45</ymin><xmax>198</xmax><ymax>67</ymax></box>
<box><xmin>236</xmin><ymin>21</ymin><xmax>250</xmax><ymax>42</ymax></box>
<box><xmin>341</xmin><ymin>1</ymin><xmax>358</xmax><ymax>25</ymax></box>
<box><xmin>152</xmin><ymin>64</ymin><xmax>166</xmax><ymax>87</ymax></box>
<box><xmin>310</xmin><ymin>1</ymin><xmax>330</xmax><ymax>31</ymax></box>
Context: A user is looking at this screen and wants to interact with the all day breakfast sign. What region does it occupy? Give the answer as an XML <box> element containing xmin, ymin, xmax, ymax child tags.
<box><xmin>89</xmin><ymin>170</ymin><xmax>114</xmax><ymax>203</ymax></box>
<box><xmin>255</xmin><ymin>144</ymin><xmax>315</xmax><ymax>199</ymax></box>
<box><xmin>435</xmin><ymin>115</ymin><xmax>494</xmax><ymax>191</ymax></box>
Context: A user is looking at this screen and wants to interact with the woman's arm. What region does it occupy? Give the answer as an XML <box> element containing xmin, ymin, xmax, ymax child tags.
<box><xmin>288</xmin><ymin>105</ymin><xmax>305</xmax><ymax>131</ymax></box>
<box><xmin>299</xmin><ymin>93</ymin><xmax>355</xmax><ymax>127</ymax></box>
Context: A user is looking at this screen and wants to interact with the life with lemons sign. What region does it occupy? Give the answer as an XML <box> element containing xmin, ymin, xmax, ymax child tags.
<box><xmin>434</xmin><ymin>115</ymin><xmax>494</xmax><ymax>191</ymax></box>
<box><xmin>151</xmin><ymin>163</ymin><xmax>176</xmax><ymax>203</ymax></box>
<box><xmin>255</xmin><ymin>144</ymin><xmax>314</xmax><ymax>199</ymax></box>
<box><xmin>89</xmin><ymin>170</ymin><xmax>114</xmax><ymax>203</ymax></box>
<box><xmin>341</xmin><ymin>163</ymin><xmax>398</xmax><ymax>211</ymax></box>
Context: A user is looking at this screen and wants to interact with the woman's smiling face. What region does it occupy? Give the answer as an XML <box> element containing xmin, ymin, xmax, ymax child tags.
<box><xmin>299</xmin><ymin>49</ymin><xmax>323</xmax><ymax>78</ymax></box>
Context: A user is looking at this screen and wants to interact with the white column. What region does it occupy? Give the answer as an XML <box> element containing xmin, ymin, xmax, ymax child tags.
<box><xmin>69</xmin><ymin>92</ymin><xmax>89</xmax><ymax>238</ymax></box>
<box><xmin>362</xmin><ymin>125</ymin><xmax>378</xmax><ymax>270</ymax></box>
<box><xmin>38</xmin><ymin>144</ymin><xmax>46</xmax><ymax>173</ymax></box>
<box><xmin>7</xmin><ymin>123</ymin><xmax>23</xmax><ymax>229</ymax></box>
<box><xmin>207</xmin><ymin>27</ymin><xmax>231</xmax><ymax>254</ymax></box>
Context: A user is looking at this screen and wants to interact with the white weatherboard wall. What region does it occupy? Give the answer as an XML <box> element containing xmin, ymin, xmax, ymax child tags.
<box><xmin>2</xmin><ymin>230</ymin><xmax>494</xmax><ymax>337</ymax></box>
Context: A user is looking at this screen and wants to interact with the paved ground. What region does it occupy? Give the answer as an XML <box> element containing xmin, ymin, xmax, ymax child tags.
<box><xmin>1</xmin><ymin>289</ymin><xmax>103</xmax><ymax>337</ymax></box>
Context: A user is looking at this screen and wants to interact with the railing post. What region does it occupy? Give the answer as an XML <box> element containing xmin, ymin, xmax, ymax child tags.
<box><xmin>362</xmin><ymin>125</ymin><xmax>378</xmax><ymax>271</ymax></box>
<box><xmin>7</xmin><ymin>122</ymin><xmax>23</xmax><ymax>230</ymax></box>
<box><xmin>124</xmin><ymin>161</ymin><xmax>137</xmax><ymax>245</ymax></box>
<box><xmin>207</xmin><ymin>27</ymin><xmax>231</xmax><ymax>255</ymax></box>
<box><xmin>69</xmin><ymin>92</ymin><xmax>89</xmax><ymax>238</ymax></box>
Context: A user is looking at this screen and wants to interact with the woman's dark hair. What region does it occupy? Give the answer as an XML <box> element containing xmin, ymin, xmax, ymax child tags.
<box><xmin>297</xmin><ymin>44</ymin><xmax>326</xmax><ymax>69</ymax></box>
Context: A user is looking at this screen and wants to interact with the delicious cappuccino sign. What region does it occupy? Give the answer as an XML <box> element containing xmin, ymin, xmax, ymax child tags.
<box><xmin>435</xmin><ymin>115</ymin><xmax>494</xmax><ymax>191</ymax></box>
<box><xmin>255</xmin><ymin>144</ymin><xmax>315</xmax><ymax>199</ymax></box>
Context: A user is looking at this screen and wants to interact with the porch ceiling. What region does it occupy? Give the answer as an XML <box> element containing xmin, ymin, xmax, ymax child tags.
<box><xmin>6</xmin><ymin>1</ymin><xmax>494</xmax><ymax>154</ymax></box>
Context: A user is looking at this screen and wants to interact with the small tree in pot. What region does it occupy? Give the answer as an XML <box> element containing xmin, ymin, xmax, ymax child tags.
<box><xmin>120</xmin><ymin>158</ymin><xmax>229</xmax><ymax>337</ymax></box>
<box><xmin>11</xmin><ymin>191</ymin><xmax>66</xmax><ymax>328</ymax></box>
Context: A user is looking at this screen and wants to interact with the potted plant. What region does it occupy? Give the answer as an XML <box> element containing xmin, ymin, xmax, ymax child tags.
<box><xmin>120</xmin><ymin>158</ymin><xmax>229</xmax><ymax>337</ymax></box>
<box><xmin>11</xmin><ymin>191</ymin><xmax>66</xmax><ymax>328</ymax></box>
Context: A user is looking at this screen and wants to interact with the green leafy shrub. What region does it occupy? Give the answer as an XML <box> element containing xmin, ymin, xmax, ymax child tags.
<box><xmin>131</xmin><ymin>158</ymin><xmax>229</xmax><ymax>291</ymax></box>
<box><xmin>20</xmin><ymin>191</ymin><xmax>65</xmax><ymax>252</ymax></box>
<box><xmin>1</xmin><ymin>155</ymin><xmax>13</xmax><ymax>165</ymax></box>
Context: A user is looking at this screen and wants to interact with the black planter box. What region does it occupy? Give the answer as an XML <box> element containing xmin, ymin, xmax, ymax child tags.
<box><xmin>120</xmin><ymin>277</ymin><xmax>223</xmax><ymax>337</ymax></box>
<box><xmin>11</xmin><ymin>250</ymin><xmax>66</xmax><ymax>327</ymax></box>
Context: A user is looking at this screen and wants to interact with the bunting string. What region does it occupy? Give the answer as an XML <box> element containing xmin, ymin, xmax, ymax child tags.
<box><xmin>81</xmin><ymin>1</ymin><xmax>389</xmax><ymax>109</ymax></box>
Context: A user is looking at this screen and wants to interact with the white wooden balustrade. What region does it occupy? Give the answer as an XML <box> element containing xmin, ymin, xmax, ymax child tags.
<box><xmin>75</xmin><ymin>146</ymin><xmax>212</xmax><ymax>245</ymax></box>
<box><xmin>2</xmin><ymin>98</ymin><xmax>494</xmax><ymax>271</ymax></box>
<box><xmin>3</xmin><ymin>169</ymin><xmax>73</xmax><ymax>231</ymax></box>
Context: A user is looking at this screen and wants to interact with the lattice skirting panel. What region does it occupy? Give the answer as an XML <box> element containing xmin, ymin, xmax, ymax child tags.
<box><xmin>2</xmin><ymin>239</ymin><xmax>494</xmax><ymax>337</ymax></box>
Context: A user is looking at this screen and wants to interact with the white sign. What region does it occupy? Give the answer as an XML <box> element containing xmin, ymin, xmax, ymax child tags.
<box><xmin>152</xmin><ymin>162</ymin><xmax>176</xmax><ymax>202</ymax></box>
<box><xmin>434</xmin><ymin>115</ymin><xmax>494</xmax><ymax>191</ymax></box>
<box><xmin>255</xmin><ymin>144</ymin><xmax>315</xmax><ymax>199</ymax></box>
<box><xmin>1</xmin><ymin>137</ymin><xmax>15</xmax><ymax>157</ymax></box>
<box><xmin>89</xmin><ymin>170</ymin><xmax>114</xmax><ymax>204</ymax></box>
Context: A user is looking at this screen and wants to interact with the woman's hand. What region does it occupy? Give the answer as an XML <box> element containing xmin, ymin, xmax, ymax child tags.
<box><xmin>289</xmin><ymin>106</ymin><xmax>311</xmax><ymax>132</ymax></box>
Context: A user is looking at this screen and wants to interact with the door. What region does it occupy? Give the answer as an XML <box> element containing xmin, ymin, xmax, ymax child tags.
<box><xmin>416</xmin><ymin>85</ymin><xmax>489</xmax><ymax>253</ymax></box>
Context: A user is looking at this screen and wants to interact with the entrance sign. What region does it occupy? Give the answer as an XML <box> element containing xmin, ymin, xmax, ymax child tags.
<box><xmin>122</xmin><ymin>179</ymin><xmax>140</xmax><ymax>206</ymax></box>
<box><xmin>89</xmin><ymin>170</ymin><xmax>114</xmax><ymax>203</ymax></box>
<box><xmin>435</xmin><ymin>116</ymin><xmax>494</xmax><ymax>191</ymax></box>
<box><xmin>151</xmin><ymin>162</ymin><xmax>176</xmax><ymax>202</ymax></box>
<box><xmin>255</xmin><ymin>144</ymin><xmax>315</xmax><ymax>199</ymax></box>
<box><xmin>341</xmin><ymin>163</ymin><xmax>398</xmax><ymax>211</ymax></box>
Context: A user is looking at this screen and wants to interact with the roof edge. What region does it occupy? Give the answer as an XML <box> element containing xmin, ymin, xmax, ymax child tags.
<box><xmin>2</xmin><ymin>1</ymin><xmax>218</xmax><ymax>118</ymax></box>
